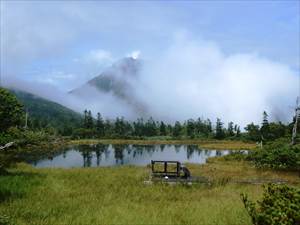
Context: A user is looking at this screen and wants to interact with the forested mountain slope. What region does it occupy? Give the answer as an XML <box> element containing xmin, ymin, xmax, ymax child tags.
<box><xmin>11</xmin><ymin>89</ymin><xmax>82</xmax><ymax>134</ymax></box>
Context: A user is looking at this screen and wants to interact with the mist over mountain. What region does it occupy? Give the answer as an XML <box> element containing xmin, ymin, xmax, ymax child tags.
<box><xmin>70</xmin><ymin>57</ymin><xmax>147</xmax><ymax>116</ymax></box>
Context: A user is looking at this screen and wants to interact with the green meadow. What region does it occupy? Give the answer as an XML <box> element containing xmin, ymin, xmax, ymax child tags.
<box><xmin>1</xmin><ymin>160</ymin><xmax>299</xmax><ymax>225</ymax></box>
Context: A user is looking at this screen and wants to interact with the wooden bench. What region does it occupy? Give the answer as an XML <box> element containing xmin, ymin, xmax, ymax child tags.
<box><xmin>151</xmin><ymin>160</ymin><xmax>190</xmax><ymax>178</ymax></box>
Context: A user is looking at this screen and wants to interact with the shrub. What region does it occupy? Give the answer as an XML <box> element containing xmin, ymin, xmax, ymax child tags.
<box><xmin>241</xmin><ymin>184</ymin><xmax>300</xmax><ymax>225</ymax></box>
<box><xmin>247</xmin><ymin>143</ymin><xmax>300</xmax><ymax>170</ymax></box>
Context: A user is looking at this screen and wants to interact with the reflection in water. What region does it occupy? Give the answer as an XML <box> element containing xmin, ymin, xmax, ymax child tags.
<box><xmin>113</xmin><ymin>144</ymin><xmax>127</xmax><ymax>164</ymax></box>
<box><xmin>187</xmin><ymin>145</ymin><xmax>197</xmax><ymax>159</ymax></box>
<box><xmin>29</xmin><ymin>144</ymin><xmax>247</xmax><ymax>168</ymax></box>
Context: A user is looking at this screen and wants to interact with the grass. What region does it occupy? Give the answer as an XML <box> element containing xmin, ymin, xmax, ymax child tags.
<box><xmin>1</xmin><ymin>161</ymin><xmax>299</xmax><ymax>225</ymax></box>
<box><xmin>69</xmin><ymin>139</ymin><xmax>257</xmax><ymax>150</ymax></box>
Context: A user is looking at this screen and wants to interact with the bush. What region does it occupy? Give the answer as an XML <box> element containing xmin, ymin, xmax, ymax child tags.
<box><xmin>222</xmin><ymin>150</ymin><xmax>248</xmax><ymax>161</ymax></box>
<box><xmin>247</xmin><ymin>143</ymin><xmax>300</xmax><ymax>170</ymax></box>
<box><xmin>241</xmin><ymin>184</ymin><xmax>300</xmax><ymax>225</ymax></box>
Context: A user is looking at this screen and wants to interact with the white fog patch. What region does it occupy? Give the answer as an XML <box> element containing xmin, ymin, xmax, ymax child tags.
<box><xmin>134</xmin><ymin>34</ymin><xmax>298</xmax><ymax>126</ymax></box>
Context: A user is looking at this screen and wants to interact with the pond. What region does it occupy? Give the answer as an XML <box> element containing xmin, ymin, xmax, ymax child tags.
<box><xmin>28</xmin><ymin>144</ymin><xmax>246</xmax><ymax>168</ymax></box>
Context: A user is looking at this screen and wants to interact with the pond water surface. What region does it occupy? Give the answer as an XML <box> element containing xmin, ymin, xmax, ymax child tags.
<box><xmin>28</xmin><ymin>144</ymin><xmax>245</xmax><ymax>168</ymax></box>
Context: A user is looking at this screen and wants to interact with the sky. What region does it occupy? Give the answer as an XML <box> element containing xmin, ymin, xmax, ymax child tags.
<box><xmin>0</xmin><ymin>0</ymin><xmax>299</xmax><ymax>125</ymax></box>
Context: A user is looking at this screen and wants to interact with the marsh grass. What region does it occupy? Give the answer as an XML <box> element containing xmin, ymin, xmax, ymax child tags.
<box><xmin>69</xmin><ymin>139</ymin><xmax>257</xmax><ymax>150</ymax></box>
<box><xmin>1</xmin><ymin>161</ymin><xmax>299</xmax><ymax>225</ymax></box>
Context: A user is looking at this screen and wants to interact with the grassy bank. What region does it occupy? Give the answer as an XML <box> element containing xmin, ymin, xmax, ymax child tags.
<box><xmin>1</xmin><ymin>161</ymin><xmax>299</xmax><ymax>225</ymax></box>
<box><xmin>69</xmin><ymin>139</ymin><xmax>257</xmax><ymax>150</ymax></box>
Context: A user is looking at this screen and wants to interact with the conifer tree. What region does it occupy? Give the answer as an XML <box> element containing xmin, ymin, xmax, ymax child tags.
<box><xmin>159</xmin><ymin>121</ymin><xmax>167</xmax><ymax>136</ymax></box>
<box><xmin>215</xmin><ymin>118</ymin><xmax>225</xmax><ymax>139</ymax></box>
<box><xmin>261</xmin><ymin>111</ymin><xmax>269</xmax><ymax>140</ymax></box>
<box><xmin>96</xmin><ymin>112</ymin><xmax>105</xmax><ymax>136</ymax></box>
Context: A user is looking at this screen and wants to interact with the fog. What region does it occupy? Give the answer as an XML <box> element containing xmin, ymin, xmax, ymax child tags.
<box><xmin>134</xmin><ymin>34</ymin><xmax>298</xmax><ymax>125</ymax></box>
<box><xmin>4</xmin><ymin>33</ymin><xmax>298</xmax><ymax>127</ymax></box>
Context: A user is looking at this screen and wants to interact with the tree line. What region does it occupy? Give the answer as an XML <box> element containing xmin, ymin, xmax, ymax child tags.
<box><xmin>72</xmin><ymin>109</ymin><xmax>293</xmax><ymax>141</ymax></box>
<box><xmin>0</xmin><ymin>87</ymin><xmax>295</xmax><ymax>142</ymax></box>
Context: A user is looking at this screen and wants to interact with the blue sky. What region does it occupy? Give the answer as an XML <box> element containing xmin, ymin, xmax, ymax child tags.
<box><xmin>1</xmin><ymin>0</ymin><xmax>299</xmax><ymax>91</ymax></box>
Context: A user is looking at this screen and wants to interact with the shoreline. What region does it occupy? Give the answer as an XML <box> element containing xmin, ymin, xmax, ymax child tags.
<box><xmin>68</xmin><ymin>139</ymin><xmax>257</xmax><ymax>150</ymax></box>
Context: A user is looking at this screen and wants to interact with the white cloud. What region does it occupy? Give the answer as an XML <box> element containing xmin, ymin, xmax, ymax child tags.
<box><xmin>127</xmin><ymin>50</ymin><xmax>141</xmax><ymax>60</ymax></box>
<box><xmin>134</xmin><ymin>33</ymin><xmax>298</xmax><ymax>126</ymax></box>
<box><xmin>84</xmin><ymin>49</ymin><xmax>113</xmax><ymax>65</ymax></box>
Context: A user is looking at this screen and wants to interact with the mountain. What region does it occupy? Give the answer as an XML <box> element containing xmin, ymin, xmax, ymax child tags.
<box><xmin>70</xmin><ymin>57</ymin><xmax>147</xmax><ymax>115</ymax></box>
<box><xmin>11</xmin><ymin>89</ymin><xmax>82</xmax><ymax>134</ymax></box>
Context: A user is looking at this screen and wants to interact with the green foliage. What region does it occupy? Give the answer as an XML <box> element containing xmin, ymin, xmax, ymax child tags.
<box><xmin>247</xmin><ymin>142</ymin><xmax>300</xmax><ymax>170</ymax></box>
<box><xmin>222</xmin><ymin>151</ymin><xmax>248</xmax><ymax>161</ymax></box>
<box><xmin>12</xmin><ymin>89</ymin><xmax>82</xmax><ymax>135</ymax></box>
<box><xmin>245</xmin><ymin>123</ymin><xmax>261</xmax><ymax>142</ymax></box>
<box><xmin>0</xmin><ymin>88</ymin><xmax>24</xmax><ymax>132</ymax></box>
<box><xmin>173</xmin><ymin>121</ymin><xmax>182</xmax><ymax>137</ymax></box>
<box><xmin>268</xmin><ymin>122</ymin><xmax>286</xmax><ymax>140</ymax></box>
<box><xmin>159</xmin><ymin>121</ymin><xmax>167</xmax><ymax>136</ymax></box>
<box><xmin>241</xmin><ymin>184</ymin><xmax>300</xmax><ymax>225</ymax></box>
<box><xmin>0</xmin><ymin>214</ymin><xmax>10</xmax><ymax>225</ymax></box>
<box><xmin>215</xmin><ymin>118</ymin><xmax>225</xmax><ymax>139</ymax></box>
<box><xmin>72</xmin><ymin>128</ymin><xmax>96</xmax><ymax>139</ymax></box>
<box><xmin>260</xmin><ymin>111</ymin><xmax>270</xmax><ymax>140</ymax></box>
<box><xmin>96</xmin><ymin>112</ymin><xmax>105</xmax><ymax>136</ymax></box>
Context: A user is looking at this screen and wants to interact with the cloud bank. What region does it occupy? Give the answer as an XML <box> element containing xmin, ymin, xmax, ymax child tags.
<box><xmin>4</xmin><ymin>32</ymin><xmax>298</xmax><ymax>127</ymax></box>
<box><xmin>132</xmin><ymin>34</ymin><xmax>298</xmax><ymax>126</ymax></box>
<box><xmin>1</xmin><ymin>1</ymin><xmax>299</xmax><ymax>127</ymax></box>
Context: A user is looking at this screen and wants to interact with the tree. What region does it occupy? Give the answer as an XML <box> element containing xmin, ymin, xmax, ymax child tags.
<box><xmin>173</xmin><ymin>121</ymin><xmax>182</xmax><ymax>137</ymax></box>
<box><xmin>236</xmin><ymin>126</ymin><xmax>241</xmax><ymax>137</ymax></box>
<box><xmin>215</xmin><ymin>118</ymin><xmax>225</xmax><ymax>139</ymax></box>
<box><xmin>104</xmin><ymin>119</ymin><xmax>113</xmax><ymax>137</ymax></box>
<box><xmin>114</xmin><ymin>117</ymin><xmax>127</xmax><ymax>137</ymax></box>
<box><xmin>86</xmin><ymin>110</ymin><xmax>94</xmax><ymax>129</ymax></box>
<box><xmin>261</xmin><ymin>111</ymin><xmax>269</xmax><ymax>140</ymax></box>
<box><xmin>186</xmin><ymin>119</ymin><xmax>195</xmax><ymax>138</ymax></box>
<box><xmin>268</xmin><ymin>122</ymin><xmax>286</xmax><ymax>140</ymax></box>
<box><xmin>0</xmin><ymin>88</ymin><xmax>24</xmax><ymax>131</ymax></box>
<box><xmin>83</xmin><ymin>109</ymin><xmax>88</xmax><ymax>128</ymax></box>
<box><xmin>145</xmin><ymin>117</ymin><xmax>157</xmax><ymax>136</ymax></box>
<box><xmin>245</xmin><ymin>123</ymin><xmax>260</xmax><ymax>141</ymax></box>
<box><xmin>227</xmin><ymin>121</ymin><xmax>234</xmax><ymax>137</ymax></box>
<box><xmin>96</xmin><ymin>113</ymin><xmax>105</xmax><ymax>137</ymax></box>
<box><xmin>159</xmin><ymin>121</ymin><xmax>167</xmax><ymax>136</ymax></box>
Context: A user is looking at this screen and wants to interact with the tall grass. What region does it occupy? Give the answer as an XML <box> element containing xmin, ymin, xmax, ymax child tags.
<box><xmin>1</xmin><ymin>161</ymin><xmax>299</xmax><ymax>225</ymax></box>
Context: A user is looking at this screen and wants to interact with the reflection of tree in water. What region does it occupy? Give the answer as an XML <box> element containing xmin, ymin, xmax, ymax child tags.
<box><xmin>196</xmin><ymin>149</ymin><xmax>203</xmax><ymax>155</ymax></box>
<box><xmin>131</xmin><ymin>145</ymin><xmax>155</xmax><ymax>158</ymax></box>
<box><xmin>76</xmin><ymin>145</ymin><xmax>93</xmax><ymax>167</ymax></box>
<box><xmin>126</xmin><ymin>145</ymin><xmax>132</xmax><ymax>155</ymax></box>
<box><xmin>94</xmin><ymin>144</ymin><xmax>109</xmax><ymax>166</ymax></box>
<box><xmin>113</xmin><ymin>144</ymin><xmax>127</xmax><ymax>164</ymax></box>
<box><xmin>216</xmin><ymin>150</ymin><xmax>222</xmax><ymax>156</ymax></box>
<box><xmin>160</xmin><ymin>144</ymin><xmax>165</xmax><ymax>152</ymax></box>
<box><xmin>144</xmin><ymin>145</ymin><xmax>155</xmax><ymax>153</ymax></box>
<box><xmin>131</xmin><ymin>145</ymin><xmax>144</xmax><ymax>158</ymax></box>
<box><xmin>62</xmin><ymin>148</ymin><xmax>68</xmax><ymax>158</ymax></box>
<box><xmin>204</xmin><ymin>150</ymin><xmax>212</xmax><ymax>157</ymax></box>
<box><xmin>186</xmin><ymin>145</ymin><xmax>197</xmax><ymax>159</ymax></box>
<box><xmin>174</xmin><ymin>145</ymin><xmax>182</xmax><ymax>153</ymax></box>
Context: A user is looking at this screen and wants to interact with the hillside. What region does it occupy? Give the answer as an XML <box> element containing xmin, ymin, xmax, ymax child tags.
<box><xmin>11</xmin><ymin>89</ymin><xmax>82</xmax><ymax>134</ymax></box>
